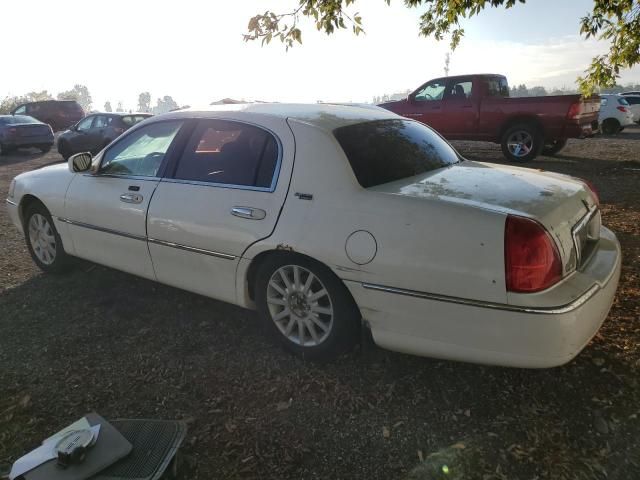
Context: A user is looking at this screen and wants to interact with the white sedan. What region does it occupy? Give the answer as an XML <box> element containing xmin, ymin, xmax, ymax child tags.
<box><xmin>6</xmin><ymin>104</ymin><xmax>621</xmax><ymax>367</ymax></box>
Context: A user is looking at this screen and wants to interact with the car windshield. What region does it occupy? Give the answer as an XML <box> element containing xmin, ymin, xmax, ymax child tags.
<box><xmin>334</xmin><ymin>119</ymin><xmax>460</xmax><ymax>188</ymax></box>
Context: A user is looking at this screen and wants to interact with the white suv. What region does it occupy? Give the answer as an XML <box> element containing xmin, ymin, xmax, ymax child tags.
<box><xmin>599</xmin><ymin>94</ymin><xmax>635</xmax><ymax>134</ymax></box>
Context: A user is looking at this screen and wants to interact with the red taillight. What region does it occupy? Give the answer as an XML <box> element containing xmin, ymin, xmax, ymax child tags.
<box><xmin>616</xmin><ymin>106</ymin><xmax>627</xmax><ymax>112</ymax></box>
<box><xmin>7</xmin><ymin>127</ymin><xmax>17</xmax><ymax>135</ymax></box>
<box><xmin>505</xmin><ymin>216</ymin><xmax>562</xmax><ymax>293</ymax></box>
<box><xmin>567</xmin><ymin>102</ymin><xmax>581</xmax><ymax>119</ymax></box>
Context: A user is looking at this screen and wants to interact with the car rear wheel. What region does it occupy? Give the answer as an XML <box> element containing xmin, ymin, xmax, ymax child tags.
<box><xmin>500</xmin><ymin>123</ymin><xmax>543</xmax><ymax>163</ymax></box>
<box><xmin>255</xmin><ymin>253</ymin><xmax>361</xmax><ymax>361</ymax></box>
<box><xmin>38</xmin><ymin>144</ymin><xmax>52</xmax><ymax>154</ymax></box>
<box><xmin>542</xmin><ymin>138</ymin><xmax>567</xmax><ymax>156</ymax></box>
<box><xmin>24</xmin><ymin>202</ymin><xmax>72</xmax><ymax>274</ymax></box>
<box><xmin>601</xmin><ymin>118</ymin><xmax>621</xmax><ymax>135</ymax></box>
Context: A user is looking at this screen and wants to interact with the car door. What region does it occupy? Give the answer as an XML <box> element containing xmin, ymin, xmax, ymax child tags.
<box><xmin>63</xmin><ymin>119</ymin><xmax>187</xmax><ymax>279</ymax></box>
<box><xmin>89</xmin><ymin>115</ymin><xmax>110</xmax><ymax>152</ymax></box>
<box><xmin>146</xmin><ymin>116</ymin><xmax>294</xmax><ymax>304</ymax></box>
<box><xmin>403</xmin><ymin>79</ymin><xmax>447</xmax><ymax>133</ymax></box>
<box><xmin>439</xmin><ymin>77</ymin><xmax>478</xmax><ymax>138</ymax></box>
<box><xmin>70</xmin><ymin>116</ymin><xmax>97</xmax><ymax>152</ymax></box>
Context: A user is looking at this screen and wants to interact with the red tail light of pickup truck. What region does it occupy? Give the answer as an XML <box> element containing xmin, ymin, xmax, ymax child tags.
<box><xmin>567</xmin><ymin>102</ymin><xmax>583</xmax><ymax>119</ymax></box>
<box><xmin>505</xmin><ymin>215</ymin><xmax>562</xmax><ymax>293</ymax></box>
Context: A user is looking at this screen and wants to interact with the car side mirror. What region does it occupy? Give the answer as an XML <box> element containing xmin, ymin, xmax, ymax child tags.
<box><xmin>68</xmin><ymin>152</ymin><xmax>93</xmax><ymax>173</ymax></box>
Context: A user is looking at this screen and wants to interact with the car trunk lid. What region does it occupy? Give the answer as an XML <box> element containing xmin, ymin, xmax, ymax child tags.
<box><xmin>369</xmin><ymin>161</ymin><xmax>599</xmax><ymax>274</ymax></box>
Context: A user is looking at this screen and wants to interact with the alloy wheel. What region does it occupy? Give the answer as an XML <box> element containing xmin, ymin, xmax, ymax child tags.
<box><xmin>506</xmin><ymin>130</ymin><xmax>533</xmax><ymax>158</ymax></box>
<box><xmin>266</xmin><ymin>265</ymin><xmax>334</xmax><ymax>347</ymax></box>
<box><xmin>28</xmin><ymin>213</ymin><xmax>56</xmax><ymax>265</ymax></box>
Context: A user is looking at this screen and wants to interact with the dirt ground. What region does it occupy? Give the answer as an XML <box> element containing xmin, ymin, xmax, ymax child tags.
<box><xmin>1</xmin><ymin>129</ymin><xmax>639</xmax><ymax>480</ymax></box>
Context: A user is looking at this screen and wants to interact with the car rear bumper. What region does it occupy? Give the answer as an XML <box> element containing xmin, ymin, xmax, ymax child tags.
<box><xmin>346</xmin><ymin>227</ymin><xmax>621</xmax><ymax>368</ymax></box>
<box><xmin>5</xmin><ymin>134</ymin><xmax>54</xmax><ymax>147</ymax></box>
<box><xmin>564</xmin><ymin>121</ymin><xmax>599</xmax><ymax>139</ymax></box>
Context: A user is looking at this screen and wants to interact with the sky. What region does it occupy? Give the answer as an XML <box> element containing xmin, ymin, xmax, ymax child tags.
<box><xmin>2</xmin><ymin>0</ymin><xmax>639</xmax><ymax>110</ymax></box>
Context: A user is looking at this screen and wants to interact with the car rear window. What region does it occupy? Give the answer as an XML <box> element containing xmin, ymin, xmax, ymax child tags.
<box><xmin>61</xmin><ymin>101</ymin><xmax>83</xmax><ymax>111</ymax></box>
<box><xmin>617</xmin><ymin>97</ymin><xmax>630</xmax><ymax>106</ymax></box>
<box><xmin>333</xmin><ymin>119</ymin><xmax>460</xmax><ymax>188</ymax></box>
<box><xmin>12</xmin><ymin>115</ymin><xmax>40</xmax><ymax>124</ymax></box>
<box><xmin>122</xmin><ymin>115</ymin><xmax>150</xmax><ymax>126</ymax></box>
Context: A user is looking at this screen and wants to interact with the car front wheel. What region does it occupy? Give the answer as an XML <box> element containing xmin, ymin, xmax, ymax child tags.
<box><xmin>255</xmin><ymin>253</ymin><xmax>360</xmax><ymax>361</ymax></box>
<box><xmin>24</xmin><ymin>202</ymin><xmax>72</xmax><ymax>273</ymax></box>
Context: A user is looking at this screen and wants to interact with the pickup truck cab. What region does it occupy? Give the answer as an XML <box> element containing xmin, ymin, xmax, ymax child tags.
<box><xmin>379</xmin><ymin>74</ymin><xmax>600</xmax><ymax>162</ymax></box>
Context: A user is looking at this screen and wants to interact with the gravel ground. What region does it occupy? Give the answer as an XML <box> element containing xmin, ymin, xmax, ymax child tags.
<box><xmin>1</xmin><ymin>128</ymin><xmax>639</xmax><ymax>480</ymax></box>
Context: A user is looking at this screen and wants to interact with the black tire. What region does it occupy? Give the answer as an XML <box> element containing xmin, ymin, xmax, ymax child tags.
<box><xmin>601</xmin><ymin>118</ymin><xmax>620</xmax><ymax>135</ymax></box>
<box><xmin>542</xmin><ymin>138</ymin><xmax>568</xmax><ymax>156</ymax></box>
<box><xmin>58</xmin><ymin>140</ymin><xmax>72</xmax><ymax>160</ymax></box>
<box><xmin>24</xmin><ymin>202</ymin><xmax>73</xmax><ymax>274</ymax></box>
<box><xmin>255</xmin><ymin>253</ymin><xmax>361</xmax><ymax>361</ymax></box>
<box><xmin>500</xmin><ymin>123</ymin><xmax>543</xmax><ymax>163</ymax></box>
<box><xmin>38</xmin><ymin>144</ymin><xmax>52</xmax><ymax>153</ymax></box>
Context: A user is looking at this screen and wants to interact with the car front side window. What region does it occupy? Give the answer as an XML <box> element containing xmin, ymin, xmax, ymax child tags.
<box><xmin>76</xmin><ymin>117</ymin><xmax>94</xmax><ymax>132</ymax></box>
<box><xmin>414</xmin><ymin>81</ymin><xmax>446</xmax><ymax>102</ymax></box>
<box><xmin>173</xmin><ymin>120</ymin><xmax>279</xmax><ymax>189</ymax></box>
<box><xmin>100</xmin><ymin>121</ymin><xmax>183</xmax><ymax>177</ymax></box>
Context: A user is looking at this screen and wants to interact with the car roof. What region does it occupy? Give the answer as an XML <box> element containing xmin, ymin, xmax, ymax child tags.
<box><xmin>158</xmin><ymin>103</ymin><xmax>400</xmax><ymax>130</ymax></box>
<box><xmin>87</xmin><ymin>112</ymin><xmax>152</xmax><ymax>116</ymax></box>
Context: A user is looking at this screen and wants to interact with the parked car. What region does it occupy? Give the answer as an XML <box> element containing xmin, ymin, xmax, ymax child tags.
<box><xmin>11</xmin><ymin>100</ymin><xmax>85</xmax><ymax>132</ymax></box>
<box><xmin>378</xmin><ymin>74</ymin><xmax>600</xmax><ymax>162</ymax></box>
<box><xmin>6</xmin><ymin>104</ymin><xmax>621</xmax><ymax>368</ymax></box>
<box><xmin>57</xmin><ymin>112</ymin><xmax>153</xmax><ymax>160</ymax></box>
<box><xmin>0</xmin><ymin>115</ymin><xmax>54</xmax><ymax>155</ymax></box>
<box><xmin>620</xmin><ymin>95</ymin><xmax>640</xmax><ymax>123</ymax></box>
<box><xmin>598</xmin><ymin>94</ymin><xmax>635</xmax><ymax>134</ymax></box>
<box><xmin>621</xmin><ymin>91</ymin><xmax>640</xmax><ymax>96</ymax></box>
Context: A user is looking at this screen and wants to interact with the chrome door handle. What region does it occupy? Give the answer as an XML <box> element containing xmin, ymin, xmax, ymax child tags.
<box><xmin>231</xmin><ymin>206</ymin><xmax>266</xmax><ymax>220</ymax></box>
<box><xmin>120</xmin><ymin>193</ymin><xmax>143</xmax><ymax>204</ymax></box>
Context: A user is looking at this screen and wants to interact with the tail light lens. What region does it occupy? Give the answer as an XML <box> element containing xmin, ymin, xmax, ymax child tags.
<box><xmin>567</xmin><ymin>102</ymin><xmax>581</xmax><ymax>119</ymax></box>
<box><xmin>616</xmin><ymin>106</ymin><xmax>628</xmax><ymax>112</ymax></box>
<box><xmin>7</xmin><ymin>127</ymin><xmax>17</xmax><ymax>136</ymax></box>
<box><xmin>505</xmin><ymin>215</ymin><xmax>562</xmax><ymax>293</ymax></box>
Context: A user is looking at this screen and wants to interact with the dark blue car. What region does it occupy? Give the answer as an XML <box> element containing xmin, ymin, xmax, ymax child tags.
<box><xmin>0</xmin><ymin>115</ymin><xmax>54</xmax><ymax>155</ymax></box>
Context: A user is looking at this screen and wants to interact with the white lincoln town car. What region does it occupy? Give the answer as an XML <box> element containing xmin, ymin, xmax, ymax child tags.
<box><xmin>6</xmin><ymin>104</ymin><xmax>621</xmax><ymax>367</ymax></box>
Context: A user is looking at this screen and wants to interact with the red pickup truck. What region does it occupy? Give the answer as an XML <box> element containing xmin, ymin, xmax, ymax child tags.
<box><xmin>378</xmin><ymin>74</ymin><xmax>600</xmax><ymax>162</ymax></box>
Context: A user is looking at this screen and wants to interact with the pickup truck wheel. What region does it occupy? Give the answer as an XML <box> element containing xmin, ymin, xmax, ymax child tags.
<box><xmin>601</xmin><ymin>118</ymin><xmax>620</xmax><ymax>135</ymax></box>
<box><xmin>255</xmin><ymin>253</ymin><xmax>360</xmax><ymax>361</ymax></box>
<box><xmin>501</xmin><ymin>124</ymin><xmax>543</xmax><ymax>163</ymax></box>
<box><xmin>542</xmin><ymin>138</ymin><xmax>568</xmax><ymax>156</ymax></box>
<box><xmin>24</xmin><ymin>203</ymin><xmax>72</xmax><ymax>274</ymax></box>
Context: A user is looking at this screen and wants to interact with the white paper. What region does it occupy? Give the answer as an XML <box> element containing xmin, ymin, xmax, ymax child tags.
<box><xmin>9</xmin><ymin>418</ymin><xmax>101</xmax><ymax>480</ymax></box>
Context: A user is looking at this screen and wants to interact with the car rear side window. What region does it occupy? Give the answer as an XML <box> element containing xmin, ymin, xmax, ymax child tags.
<box><xmin>173</xmin><ymin>120</ymin><xmax>279</xmax><ymax>189</ymax></box>
<box><xmin>122</xmin><ymin>115</ymin><xmax>150</xmax><ymax>126</ymax></box>
<box><xmin>334</xmin><ymin>119</ymin><xmax>460</xmax><ymax>188</ymax></box>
